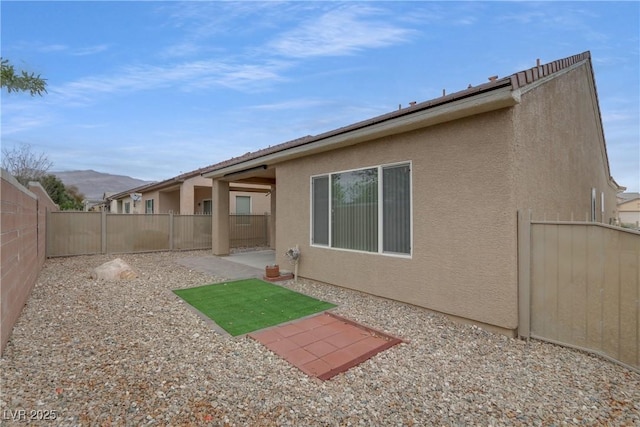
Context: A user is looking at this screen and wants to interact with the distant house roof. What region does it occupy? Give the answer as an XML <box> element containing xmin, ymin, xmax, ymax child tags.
<box><xmin>202</xmin><ymin>51</ymin><xmax>600</xmax><ymax>178</ymax></box>
<box><xmin>106</xmin><ymin>166</ymin><xmax>211</xmax><ymax>201</ymax></box>
<box><xmin>618</xmin><ymin>192</ymin><xmax>640</xmax><ymax>203</ymax></box>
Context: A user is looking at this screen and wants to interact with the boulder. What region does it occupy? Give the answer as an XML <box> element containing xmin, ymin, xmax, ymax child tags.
<box><xmin>91</xmin><ymin>258</ymin><xmax>138</xmax><ymax>281</ymax></box>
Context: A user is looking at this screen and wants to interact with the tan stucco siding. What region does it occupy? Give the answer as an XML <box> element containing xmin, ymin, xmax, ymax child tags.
<box><xmin>141</xmin><ymin>192</ymin><xmax>157</xmax><ymax>213</ymax></box>
<box><xmin>275</xmin><ymin>110</ymin><xmax>519</xmax><ymax>331</ymax></box>
<box><xmin>513</xmin><ymin>62</ymin><xmax>618</xmax><ymax>223</ymax></box>
<box><xmin>181</xmin><ymin>176</ymin><xmax>211</xmax><ymax>214</ymax></box>
<box><xmin>194</xmin><ymin>187</ymin><xmax>211</xmax><ymax>214</ymax></box>
<box><xmin>618</xmin><ymin>199</ymin><xmax>640</xmax><ymax>227</ymax></box>
<box><xmin>159</xmin><ymin>190</ymin><xmax>180</xmax><ymax>213</ymax></box>
<box><xmin>619</xmin><ymin>199</ymin><xmax>640</xmax><ymax>212</ymax></box>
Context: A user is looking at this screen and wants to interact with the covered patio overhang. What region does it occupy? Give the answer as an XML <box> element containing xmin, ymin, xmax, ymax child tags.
<box><xmin>207</xmin><ymin>165</ymin><xmax>276</xmax><ymax>255</ymax></box>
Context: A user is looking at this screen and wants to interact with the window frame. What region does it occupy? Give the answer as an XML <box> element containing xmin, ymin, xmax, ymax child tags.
<box><xmin>202</xmin><ymin>199</ymin><xmax>212</xmax><ymax>215</ymax></box>
<box><xmin>310</xmin><ymin>161</ymin><xmax>412</xmax><ymax>258</ymax></box>
<box><xmin>145</xmin><ymin>199</ymin><xmax>154</xmax><ymax>214</ymax></box>
<box><xmin>235</xmin><ymin>195</ymin><xmax>252</xmax><ymax>225</ymax></box>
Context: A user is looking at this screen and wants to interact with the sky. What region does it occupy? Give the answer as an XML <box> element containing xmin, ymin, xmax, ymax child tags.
<box><xmin>1</xmin><ymin>1</ymin><xmax>639</xmax><ymax>192</ymax></box>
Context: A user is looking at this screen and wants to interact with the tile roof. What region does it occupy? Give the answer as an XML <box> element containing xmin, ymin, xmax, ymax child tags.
<box><xmin>618</xmin><ymin>192</ymin><xmax>640</xmax><ymax>202</ymax></box>
<box><xmin>107</xmin><ymin>165</ymin><xmax>213</xmax><ymax>200</ymax></box>
<box><xmin>200</xmin><ymin>51</ymin><xmax>593</xmax><ymax>176</ymax></box>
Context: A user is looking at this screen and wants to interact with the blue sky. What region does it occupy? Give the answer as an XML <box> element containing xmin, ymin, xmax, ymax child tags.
<box><xmin>1</xmin><ymin>1</ymin><xmax>639</xmax><ymax>191</ymax></box>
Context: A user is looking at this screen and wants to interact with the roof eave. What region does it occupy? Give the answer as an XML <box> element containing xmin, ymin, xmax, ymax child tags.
<box><xmin>203</xmin><ymin>85</ymin><xmax>519</xmax><ymax>179</ymax></box>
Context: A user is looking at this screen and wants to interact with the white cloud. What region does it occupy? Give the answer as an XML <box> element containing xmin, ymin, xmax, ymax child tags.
<box><xmin>248</xmin><ymin>98</ymin><xmax>333</xmax><ymax>111</ymax></box>
<box><xmin>268</xmin><ymin>5</ymin><xmax>416</xmax><ymax>58</ymax></box>
<box><xmin>72</xmin><ymin>44</ymin><xmax>110</xmax><ymax>56</ymax></box>
<box><xmin>13</xmin><ymin>42</ymin><xmax>110</xmax><ymax>56</ymax></box>
<box><xmin>50</xmin><ymin>58</ymin><xmax>290</xmax><ymax>105</ymax></box>
<box><xmin>0</xmin><ymin>101</ymin><xmax>54</xmax><ymax>135</ymax></box>
<box><xmin>37</xmin><ymin>43</ymin><xmax>68</xmax><ymax>53</ymax></box>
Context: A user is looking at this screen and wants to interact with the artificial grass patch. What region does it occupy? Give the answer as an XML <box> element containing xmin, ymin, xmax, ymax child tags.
<box><xmin>173</xmin><ymin>278</ymin><xmax>336</xmax><ymax>336</ymax></box>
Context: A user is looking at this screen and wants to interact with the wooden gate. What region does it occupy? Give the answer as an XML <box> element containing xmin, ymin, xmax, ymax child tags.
<box><xmin>518</xmin><ymin>211</ymin><xmax>640</xmax><ymax>372</ymax></box>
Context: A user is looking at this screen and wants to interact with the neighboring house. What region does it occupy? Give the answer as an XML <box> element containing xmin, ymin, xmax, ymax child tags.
<box><xmin>83</xmin><ymin>192</ymin><xmax>115</xmax><ymax>212</ymax></box>
<box><xmin>82</xmin><ymin>198</ymin><xmax>105</xmax><ymax>211</ymax></box>
<box><xmin>203</xmin><ymin>51</ymin><xmax>622</xmax><ymax>337</ymax></box>
<box><xmin>107</xmin><ymin>167</ymin><xmax>270</xmax><ymax>215</ymax></box>
<box><xmin>618</xmin><ymin>192</ymin><xmax>640</xmax><ymax>229</ymax></box>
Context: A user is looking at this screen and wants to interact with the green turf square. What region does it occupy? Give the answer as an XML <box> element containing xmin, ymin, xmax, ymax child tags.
<box><xmin>173</xmin><ymin>278</ymin><xmax>336</xmax><ymax>336</ymax></box>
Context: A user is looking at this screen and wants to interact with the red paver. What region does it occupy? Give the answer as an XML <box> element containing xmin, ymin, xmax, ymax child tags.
<box><xmin>276</xmin><ymin>323</ymin><xmax>306</xmax><ymax>337</ymax></box>
<box><xmin>249</xmin><ymin>312</ymin><xmax>404</xmax><ymax>380</ymax></box>
<box><xmin>305</xmin><ymin>340</ymin><xmax>338</xmax><ymax>358</ymax></box>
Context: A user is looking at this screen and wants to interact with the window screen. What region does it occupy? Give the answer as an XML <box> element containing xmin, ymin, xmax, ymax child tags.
<box><xmin>382</xmin><ymin>164</ymin><xmax>411</xmax><ymax>254</ymax></box>
<box><xmin>312</xmin><ymin>176</ymin><xmax>329</xmax><ymax>245</ymax></box>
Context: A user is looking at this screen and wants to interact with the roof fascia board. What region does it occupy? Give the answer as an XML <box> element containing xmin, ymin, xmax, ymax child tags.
<box><xmin>514</xmin><ymin>58</ymin><xmax>589</xmax><ymax>96</ymax></box>
<box><xmin>204</xmin><ymin>86</ymin><xmax>519</xmax><ymax>179</ymax></box>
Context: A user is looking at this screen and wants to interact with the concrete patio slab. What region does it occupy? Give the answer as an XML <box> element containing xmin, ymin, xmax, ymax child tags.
<box><xmin>178</xmin><ymin>250</ymin><xmax>275</xmax><ymax>277</ymax></box>
<box><xmin>225</xmin><ymin>250</ymin><xmax>277</xmax><ymax>270</ymax></box>
<box><xmin>178</xmin><ymin>250</ymin><xmax>294</xmax><ymax>282</ymax></box>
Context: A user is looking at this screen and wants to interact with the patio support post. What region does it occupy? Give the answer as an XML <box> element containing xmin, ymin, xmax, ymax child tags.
<box><xmin>270</xmin><ymin>184</ymin><xmax>276</xmax><ymax>249</ymax></box>
<box><xmin>212</xmin><ymin>179</ymin><xmax>230</xmax><ymax>255</ymax></box>
<box><xmin>517</xmin><ymin>209</ymin><xmax>531</xmax><ymax>339</ymax></box>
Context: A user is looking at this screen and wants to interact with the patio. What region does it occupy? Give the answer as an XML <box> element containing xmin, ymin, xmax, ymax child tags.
<box><xmin>177</xmin><ymin>249</ymin><xmax>405</xmax><ymax>380</ymax></box>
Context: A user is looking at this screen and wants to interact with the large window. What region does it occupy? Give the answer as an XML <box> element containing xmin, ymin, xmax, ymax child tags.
<box><xmin>311</xmin><ymin>162</ymin><xmax>411</xmax><ymax>256</ymax></box>
<box><xmin>145</xmin><ymin>199</ymin><xmax>154</xmax><ymax>214</ymax></box>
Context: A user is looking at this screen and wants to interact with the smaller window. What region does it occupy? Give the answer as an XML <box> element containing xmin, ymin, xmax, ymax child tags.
<box><xmin>236</xmin><ymin>196</ymin><xmax>251</xmax><ymax>214</ymax></box>
<box><xmin>235</xmin><ymin>196</ymin><xmax>251</xmax><ymax>224</ymax></box>
<box><xmin>145</xmin><ymin>199</ymin><xmax>154</xmax><ymax>214</ymax></box>
<box><xmin>203</xmin><ymin>199</ymin><xmax>212</xmax><ymax>215</ymax></box>
<box><xmin>124</xmin><ymin>202</ymin><xmax>131</xmax><ymax>214</ymax></box>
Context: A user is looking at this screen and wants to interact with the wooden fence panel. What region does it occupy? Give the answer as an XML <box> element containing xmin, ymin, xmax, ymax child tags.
<box><xmin>106</xmin><ymin>214</ymin><xmax>170</xmax><ymax>254</ymax></box>
<box><xmin>47</xmin><ymin>211</ymin><xmax>101</xmax><ymax>256</ymax></box>
<box><xmin>526</xmin><ymin>221</ymin><xmax>639</xmax><ymax>372</ymax></box>
<box><xmin>46</xmin><ymin>212</ymin><xmax>269</xmax><ymax>256</ymax></box>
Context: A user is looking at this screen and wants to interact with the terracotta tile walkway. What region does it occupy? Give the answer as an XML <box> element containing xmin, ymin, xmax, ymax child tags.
<box><xmin>249</xmin><ymin>312</ymin><xmax>404</xmax><ymax>380</ymax></box>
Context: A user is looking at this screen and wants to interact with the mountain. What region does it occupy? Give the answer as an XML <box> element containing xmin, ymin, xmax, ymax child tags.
<box><xmin>51</xmin><ymin>170</ymin><xmax>154</xmax><ymax>200</ymax></box>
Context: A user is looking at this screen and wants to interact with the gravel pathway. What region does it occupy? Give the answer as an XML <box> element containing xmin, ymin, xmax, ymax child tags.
<box><xmin>1</xmin><ymin>251</ymin><xmax>638</xmax><ymax>426</ymax></box>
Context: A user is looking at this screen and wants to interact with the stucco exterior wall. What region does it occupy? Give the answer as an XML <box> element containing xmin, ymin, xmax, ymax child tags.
<box><xmin>275</xmin><ymin>110</ymin><xmax>519</xmax><ymax>332</ymax></box>
<box><xmin>194</xmin><ymin>187</ymin><xmax>211</xmax><ymax>214</ymax></box>
<box><xmin>142</xmin><ymin>191</ymin><xmax>159</xmax><ymax>213</ymax></box>
<box><xmin>180</xmin><ymin>176</ymin><xmax>211</xmax><ymax>214</ymax></box>
<box><xmin>513</xmin><ymin>62</ymin><xmax>618</xmax><ymax>223</ymax></box>
<box><xmin>618</xmin><ymin>199</ymin><xmax>640</xmax><ymax>227</ymax></box>
<box><xmin>159</xmin><ymin>189</ymin><xmax>180</xmax><ymax>213</ymax></box>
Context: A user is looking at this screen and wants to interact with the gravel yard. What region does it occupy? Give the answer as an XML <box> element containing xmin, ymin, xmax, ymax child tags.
<box><xmin>1</xmin><ymin>250</ymin><xmax>639</xmax><ymax>426</ymax></box>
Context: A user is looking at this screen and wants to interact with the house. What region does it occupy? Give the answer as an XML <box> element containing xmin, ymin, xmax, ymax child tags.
<box><xmin>618</xmin><ymin>192</ymin><xmax>640</xmax><ymax>229</ymax></box>
<box><xmin>107</xmin><ymin>167</ymin><xmax>271</xmax><ymax>216</ymax></box>
<box><xmin>202</xmin><ymin>51</ymin><xmax>622</xmax><ymax>336</ymax></box>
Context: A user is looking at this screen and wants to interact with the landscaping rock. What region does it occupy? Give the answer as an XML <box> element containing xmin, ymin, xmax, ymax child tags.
<box><xmin>2</xmin><ymin>250</ymin><xmax>639</xmax><ymax>426</ymax></box>
<box><xmin>90</xmin><ymin>258</ymin><xmax>138</xmax><ymax>281</ymax></box>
